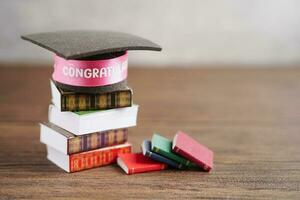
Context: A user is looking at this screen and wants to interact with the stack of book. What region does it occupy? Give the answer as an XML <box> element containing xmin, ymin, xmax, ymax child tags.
<box><xmin>117</xmin><ymin>131</ymin><xmax>214</xmax><ymax>174</ymax></box>
<box><xmin>21</xmin><ymin>30</ymin><xmax>162</xmax><ymax>173</ymax></box>
<box><xmin>40</xmin><ymin>80</ymin><xmax>137</xmax><ymax>172</ymax></box>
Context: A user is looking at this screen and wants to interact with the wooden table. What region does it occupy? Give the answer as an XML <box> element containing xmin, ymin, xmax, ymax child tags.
<box><xmin>0</xmin><ymin>66</ymin><xmax>299</xmax><ymax>199</ymax></box>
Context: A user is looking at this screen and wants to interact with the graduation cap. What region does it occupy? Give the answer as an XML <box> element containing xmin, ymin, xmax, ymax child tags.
<box><xmin>21</xmin><ymin>30</ymin><xmax>162</xmax><ymax>93</ymax></box>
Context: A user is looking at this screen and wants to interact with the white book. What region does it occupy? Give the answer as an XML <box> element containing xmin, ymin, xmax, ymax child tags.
<box><xmin>48</xmin><ymin>104</ymin><xmax>138</xmax><ymax>135</ymax></box>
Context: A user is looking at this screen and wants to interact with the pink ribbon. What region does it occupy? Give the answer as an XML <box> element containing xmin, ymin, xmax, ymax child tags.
<box><xmin>52</xmin><ymin>52</ymin><xmax>128</xmax><ymax>87</ymax></box>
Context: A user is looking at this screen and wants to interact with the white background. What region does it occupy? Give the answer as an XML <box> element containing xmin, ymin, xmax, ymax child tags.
<box><xmin>1</xmin><ymin>0</ymin><xmax>300</xmax><ymax>67</ymax></box>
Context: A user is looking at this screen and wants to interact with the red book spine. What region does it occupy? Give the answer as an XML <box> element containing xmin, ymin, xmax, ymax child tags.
<box><xmin>128</xmin><ymin>164</ymin><xmax>167</xmax><ymax>175</ymax></box>
<box><xmin>173</xmin><ymin>146</ymin><xmax>211</xmax><ymax>171</ymax></box>
<box><xmin>69</xmin><ymin>146</ymin><xmax>131</xmax><ymax>172</ymax></box>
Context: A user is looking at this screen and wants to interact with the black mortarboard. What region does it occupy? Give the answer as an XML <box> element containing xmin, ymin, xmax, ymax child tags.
<box><xmin>21</xmin><ymin>30</ymin><xmax>161</xmax><ymax>59</ymax></box>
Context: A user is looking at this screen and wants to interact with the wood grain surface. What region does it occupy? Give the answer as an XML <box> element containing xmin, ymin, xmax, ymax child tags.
<box><xmin>0</xmin><ymin>66</ymin><xmax>300</xmax><ymax>199</ymax></box>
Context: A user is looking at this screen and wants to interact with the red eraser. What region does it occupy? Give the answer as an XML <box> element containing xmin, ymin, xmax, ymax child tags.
<box><xmin>172</xmin><ymin>131</ymin><xmax>214</xmax><ymax>171</ymax></box>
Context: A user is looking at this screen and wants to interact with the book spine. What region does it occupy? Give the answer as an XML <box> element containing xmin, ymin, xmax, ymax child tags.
<box><xmin>149</xmin><ymin>151</ymin><xmax>183</xmax><ymax>169</ymax></box>
<box><xmin>68</xmin><ymin>128</ymin><xmax>128</xmax><ymax>154</ymax></box>
<box><xmin>153</xmin><ymin>146</ymin><xmax>186</xmax><ymax>166</ymax></box>
<box><xmin>61</xmin><ymin>90</ymin><xmax>132</xmax><ymax>111</ymax></box>
<box><xmin>69</xmin><ymin>145</ymin><xmax>131</xmax><ymax>172</ymax></box>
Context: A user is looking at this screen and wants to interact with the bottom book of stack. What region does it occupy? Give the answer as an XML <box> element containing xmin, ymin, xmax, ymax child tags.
<box><xmin>40</xmin><ymin>122</ymin><xmax>132</xmax><ymax>172</ymax></box>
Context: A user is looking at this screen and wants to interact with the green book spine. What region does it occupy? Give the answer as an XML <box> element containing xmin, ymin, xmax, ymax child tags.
<box><xmin>61</xmin><ymin>90</ymin><xmax>132</xmax><ymax>111</ymax></box>
<box><xmin>152</xmin><ymin>146</ymin><xmax>194</xmax><ymax>167</ymax></box>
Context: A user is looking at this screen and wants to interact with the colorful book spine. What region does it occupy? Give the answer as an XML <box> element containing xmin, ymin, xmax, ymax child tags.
<box><xmin>61</xmin><ymin>90</ymin><xmax>132</xmax><ymax>111</ymax></box>
<box><xmin>70</xmin><ymin>144</ymin><xmax>131</xmax><ymax>172</ymax></box>
<box><xmin>152</xmin><ymin>146</ymin><xmax>192</xmax><ymax>167</ymax></box>
<box><xmin>68</xmin><ymin>128</ymin><xmax>128</xmax><ymax>154</ymax></box>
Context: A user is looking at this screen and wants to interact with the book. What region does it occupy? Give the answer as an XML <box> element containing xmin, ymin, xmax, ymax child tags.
<box><xmin>141</xmin><ymin>140</ymin><xmax>184</xmax><ymax>169</ymax></box>
<box><xmin>151</xmin><ymin>133</ymin><xmax>197</xmax><ymax>168</ymax></box>
<box><xmin>117</xmin><ymin>153</ymin><xmax>167</xmax><ymax>175</ymax></box>
<box><xmin>48</xmin><ymin>104</ymin><xmax>138</xmax><ymax>135</ymax></box>
<box><xmin>172</xmin><ymin>131</ymin><xmax>214</xmax><ymax>172</ymax></box>
<box><xmin>40</xmin><ymin>122</ymin><xmax>128</xmax><ymax>155</ymax></box>
<box><xmin>47</xmin><ymin>143</ymin><xmax>131</xmax><ymax>172</ymax></box>
<box><xmin>50</xmin><ymin>80</ymin><xmax>133</xmax><ymax>112</ymax></box>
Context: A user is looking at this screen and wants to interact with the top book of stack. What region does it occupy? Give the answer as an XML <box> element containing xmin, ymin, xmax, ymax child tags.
<box><xmin>50</xmin><ymin>80</ymin><xmax>133</xmax><ymax>112</ymax></box>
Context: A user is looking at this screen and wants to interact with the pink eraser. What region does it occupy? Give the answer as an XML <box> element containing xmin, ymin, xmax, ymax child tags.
<box><xmin>172</xmin><ymin>131</ymin><xmax>214</xmax><ymax>171</ymax></box>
